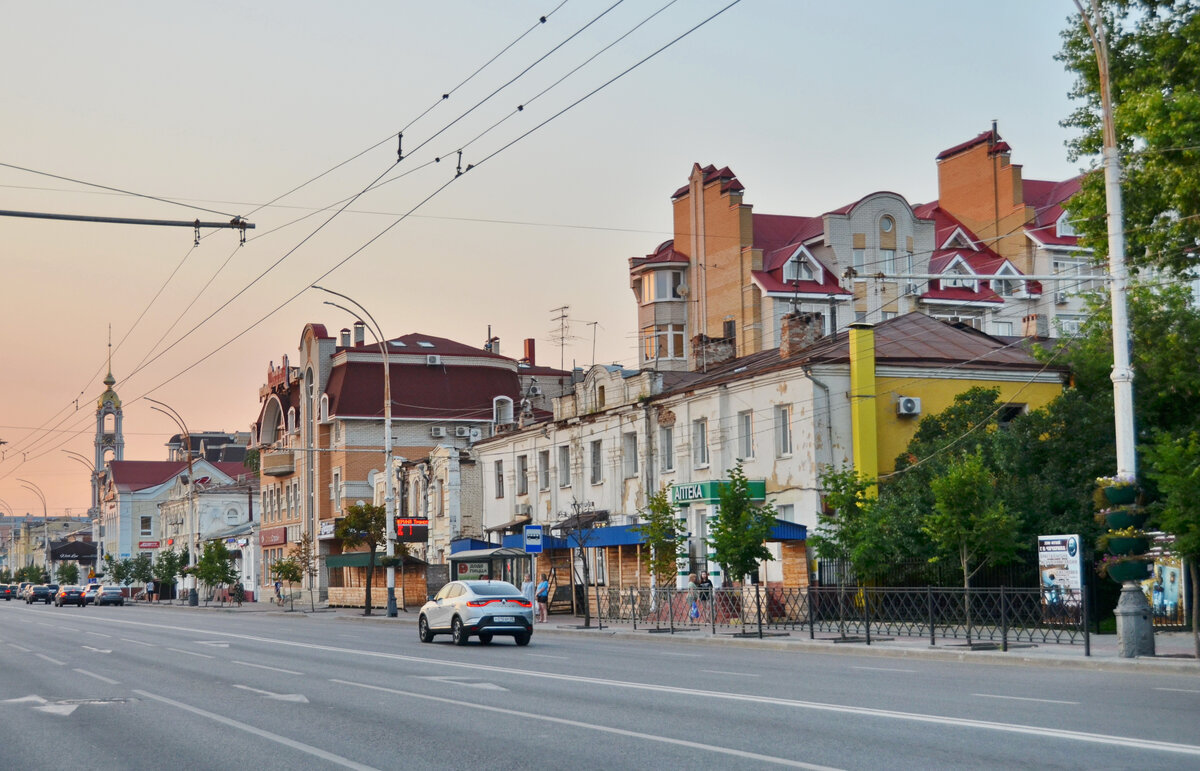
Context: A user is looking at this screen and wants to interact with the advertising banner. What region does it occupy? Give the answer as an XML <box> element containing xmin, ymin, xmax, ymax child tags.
<box><xmin>1037</xmin><ymin>534</ymin><xmax>1083</xmax><ymax>607</ymax></box>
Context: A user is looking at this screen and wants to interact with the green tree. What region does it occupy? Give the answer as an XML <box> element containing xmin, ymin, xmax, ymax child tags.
<box><xmin>336</xmin><ymin>502</ymin><xmax>386</xmax><ymax>616</ymax></box>
<box><xmin>291</xmin><ymin>532</ymin><xmax>320</xmax><ymax>612</ymax></box>
<box><xmin>635</xmin><ymin>487</ymin><xmax>687</xmax><ymax>587</ymax></box>
<box><xmin>708</xmin><ymin>464</ymin><xmax>775</xmax><ymax>584</ymax></box>
<box><xmin>195</xmin><ymin>541</ymin><xmax>237</xmax><ymax>606</ymax></box>
<box><xmin>925</xmin><ymin>451</ymin><xmax>1023</xmax><ymax>636</ymax></box>
<box><xmin>244</xmin><ymin>448</ymin><xmax>261</xmax><ymax>473</ymax></box>
<box><xmin>1059</xmin><ymin>2</ymin><xmax>1200</xmax><ymax>274</ymax></box>
<box><xmin>812</xmin><ymin>466</ymin><xmax>915</xmax><ymax>583</ymax></box>
<box><xmin>0</xmin><ymin>568</ymin><xmax>11</xmax><ymax>583</ymax></box>
<box><xmin>130</xmin><ymin>553</ymin><xmax>153</xmax><ymax>597</ymax></box>
<box><xmin>55</xmin><ymin>562</ymin><xmax>80</xmax><ymax>585</ymax></box>
<box><xmin>1144</xmin><ymin>431</ymin><xmax>1200</xmax><ymax>658</ymax></box>
<box><xmin>153</xmin><ymin>548</ymin><xmax>184</xmax><ymax>602</ymax></box>
<box><xmin>106</xmin><ymin>554</ymin><xmax>133</xmax><ymax>591</ymax></box>
<box><xmin>17</xmin><ymin>564</ymin><xmax>45</xmax><ymax>583</ymax></box>
<box><xmin>273</xmin><ymin>556</ymin><xmax>304</xmax><ymax>612</ymax></box>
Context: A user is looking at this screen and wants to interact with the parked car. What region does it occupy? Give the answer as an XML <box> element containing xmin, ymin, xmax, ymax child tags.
<box><xmin>81</xmin><ymin>584</ymin><xmax>102</xmax><ymax>606</ymax></box>
<box><xmin>419</xmin><ymin>580</ymin><xmax>533</xmax><ymax>646</ymax></box>
<box><xmin>25</xmin><ymin>585</ymin><xmax>54</xmax><ymax>604</ymax></box>
<box><xmin>0</xmin><ymin>584</ymin><xmax>14</xmax><ymax>600</ymax></box>
<box><xmin>54</xmin><ymin>585</ymin><xmax>85</xmax><ymax>607</ymax></box>
<box><xmin>95</xmin><ymin>586</ymin><xmax>125</xmax><ymax>607</ymax></box>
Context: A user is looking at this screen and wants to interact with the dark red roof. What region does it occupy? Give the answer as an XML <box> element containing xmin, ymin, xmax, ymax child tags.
<box><xmin>936</xmin><ymin>129</ymin><xmax>999</xmax><ymax>161</ymax></box>
<box><xmin>671</xmin><ymin>164</ymin><xmax>742</xmax><ymax>199</ymax></box>
<box><xmin>325</xmin><ymin>361</ymin><xmax>520</xmax><ymax>420</ymax></box>
<box><xmin>1023</xmin><ymin>176</ymin><xmax>1084</xmax><ymax>247</ymax></box>
<box><xmin>630</xmin><ymin>239</ymin><xmax>690</xmax><ymax>270</ymax></box>
<box><xmin>107</xmin><ymin>460</ymin><xmax>249</xmax><ymax>491</ymax></box>
<box><xmin>340</xmin><ymin>332</ymin><xmax>509</xmax><ymax>360</ymax></box>
<box><xmin>913</xmin><ymin>203</ymin><xmax>1043</xmax><ymax>296</ymax></box>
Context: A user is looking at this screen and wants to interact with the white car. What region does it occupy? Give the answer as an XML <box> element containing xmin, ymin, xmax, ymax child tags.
<box><xmin>419</xmin><ymin>580</ymin><xmax>533</xmax><ymax>646</ymax></box>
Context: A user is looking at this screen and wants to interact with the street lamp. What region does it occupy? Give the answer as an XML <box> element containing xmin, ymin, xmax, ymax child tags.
<box><xmin>312</xmin><ymin>285</ymin><xmax>400</xmax><ymax>617</ymax></box>
<box><xmin>145</xmin><ymin>398</ymin><xmax>197</xmax><ymax>606</ymax></box>
<box><xmin>63</xmin><ymin>450</ymin><xmax>102</xmax><ymax>578</ymax></box>
<box><xmin>18</xmin><ymin>479</ymin><xmax>49</xmax><ymax>579</ymax></box>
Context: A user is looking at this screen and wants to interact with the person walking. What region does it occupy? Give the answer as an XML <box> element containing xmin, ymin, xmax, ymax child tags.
<box><xmin>274</xmin><ymin>579</ymin><xmax>283</xmax><ymax>607</ymax></box>
<box><xmin>535</xmin><ymin>574</ymin><xmax>549</xmax><ymax>623</ymax></box>
<box><xmin>146</xmin><ymin>579</ymin><xmax>156</xmax><ymax>604</ymax></box>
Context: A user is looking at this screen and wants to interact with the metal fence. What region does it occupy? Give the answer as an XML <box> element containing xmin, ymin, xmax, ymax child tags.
<box><xmin>595</xmin><ymin>584</ymin><xmax>1089</xmax><ymax>650</ymax></box>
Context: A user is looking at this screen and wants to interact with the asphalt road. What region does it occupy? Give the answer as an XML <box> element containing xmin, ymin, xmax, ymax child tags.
<box><xmin>1</xmin><ymin>601</ymin><xmax>1198</xmax><ymax>770</ymax></box>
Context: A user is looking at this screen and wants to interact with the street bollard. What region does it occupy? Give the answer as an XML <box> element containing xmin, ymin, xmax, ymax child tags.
<box><xmin>1000</xmin><ymin>586</ymin><xmax>1008</xmax><ymax>652</ymax></box>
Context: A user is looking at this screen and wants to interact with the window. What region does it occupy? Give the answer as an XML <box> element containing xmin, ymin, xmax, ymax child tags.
<box><xmin>1056</xmin><ymin>215</ymin><xmax>1077</xmax><ymax>238</ymax></box>
<box><xmin>783</xmin><ymin>255</ymin><xmax>815</xmax><ymax>282</ymax></box>
<box><xmin>623</xmin><ymin>432</ymin><xmax>638</xmax><ymax>478</ymax></box>
<box><xmin>880</xmin><ymin>249</ymin><xmax>896</xmax><ymax>274</ymax></box>
<box><xmin>516</xmin><ymin>455</ymin><xmax>528</xmax><ymax>495</ymax></box>
<box><xmin>331</xmin><ymin>469</ymin><xmax>342</xmax><ymax>505</ymax></box>
<box><xmin>723</xmin><ymin>319</ymin><xmax>736</xmax><ymax>340</ymax></box>
<box><xmin>775</xmin><ymin>405</ymin><xmax>792</xmax><ymax>457</ymax></box>
<box><xmin>493</xmin><ymin>396</ymin><xmax>514</xmax><ymax>425</ymax></box>
<box><xmin>852</xmin><ymin>248</ymin><xmax>865</xmax><ymax>271</ymax></box>
<box><xmin>641</xmin><ymin>324</ymin><xmax>686</xmax><ymax>362</ymax></box>
<box><xmin>692</xmin><ymin>419</ymin><xmax>709</xmax><ymax>467</ymax></box>
<box><xmin>558</xmin><ymin>446</ymin><xmax>571</xmax><ymax>488</ymax></box>
<box><xmin>659</xmin><ymin>426</ymin><xmax>674</xmax><ymax>473</ymax></box>
<box><xmin>538</xmin><ymin>450</ymin><xmax>550</xmax><ymax>491</ymax></box>
<box><xmin>140</xmin><ymin>516</ymin><xmax>152</xmax><ymax>536</ymax></box>
<box><xmin>435</xmin><ymin>479</ymin><xmax>445</xmax><ymax>517</ymax></box>
<box><xmin>994</xmin><ymin>321</ymin><xmax>1014</xmax><ymax>336</ymax></box>
<box><xmin>738</xmin><ymin>410</ymin><xmax>754</xmax><ymax>459</ymax></box>
<box><xmin>881</xmin><ymin>311</ymin><xmax>897</xmax><ymax>320</ymax></box>
<box><xmin>596</xmin><ymin>386</ymin><xmax>606</xmax><ymax>410</ymax></box>
<box><xmin>775</xmin><ymin>503</ymin><xmax>795</xmax><ymax>522</ymax></box>
<box><xmin>590</xmin><ymin>440</ymin><xmax>603</xmax><ymax>484</ymax></box>
<box><xmin>494</xmin><ymin>460</ymin><xmax>505</xmax><ymax>499</ymax></box>
<box><xmin>641</xmin><ymin>270</ymin><xmax>683</xmax><ymax>302</ymax></box>
<box><xmin>1053</xmin><ymin>258</ymin><xmax>1101</xmax><ymax>295</ymax></box>
<box><xmin>1057</xmin><ymin>314</ymin><xmax>1086</xmax><ymax>336</ymax></box>
<box><xmin>880</xmin><ymin>215</ymin><xmax>894</xmax><ymax>233</ymax></box>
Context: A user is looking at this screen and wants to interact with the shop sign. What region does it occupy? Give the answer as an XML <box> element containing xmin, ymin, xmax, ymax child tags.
<box><xmin>394</xmin><ymin>517</ymin><xmax>429</xmax><ymax>543</ymax></box>
<box><xmin>261</xmin><ymin>527</ymin><xmax>287</xmax><ymax>546</ymax></box>
<box><xmin>670</xmin><ymin>479</ymin><xmax>766</xmax><ymax>506</ymax></box>
<box><xmin>318</xmin><ymin>519</ymin><xmax>339</xmax><ymax>540</ymax></box>
<box><xmin>137</xmin><ymin>541</ymin><xmax>161</xmax><ymax>549</ymax></box>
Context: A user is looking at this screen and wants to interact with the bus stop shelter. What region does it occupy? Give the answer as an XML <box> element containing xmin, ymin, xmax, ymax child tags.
<box><xmin>448</xmin><ymin>546</ymin><xmax>534</xmax><ymax>587</ymax></box>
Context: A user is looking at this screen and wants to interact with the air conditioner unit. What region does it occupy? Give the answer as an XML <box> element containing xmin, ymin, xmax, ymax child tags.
<box><xmin>468</xmin><ymin>427</ymin><xmax>483</xmax><ymax>442</ymax></box>
<box><xmin>896</xmin><ymin>396</ymin><xmax>922</xmax><ymax>416</ymax></box>
<box><xmin>905</xmin><ymin>282</ymin><xmax>918</xmax><ymax>296</ymax></box>
<box><xmin>529</xmin><ymin>385</ymin><xmax>543</xmax><ymax>396</ymax></box>
<box><xmin>1054</xmin><ymin>292</ymin><xmax>1068</xmax><ymax>305</ymax></box>
<box><xmin>454</xmin><ymin>426</ymin><xmax>470</xmax><ymax>437</ymax></box>
<box><xmin>425</xmin><ymin>354</ymin><xmax>442</xmax><ymax>366</ymax></box>
<box><xmin>430</xmin><ymin>426</ymin><xmax>446</xmax><ymax>438</ymax></box>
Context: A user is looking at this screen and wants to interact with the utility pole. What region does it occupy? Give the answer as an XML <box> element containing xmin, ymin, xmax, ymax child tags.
<box><xmin>1075</xmin><ymin>0</ymin><xmax>1151</xmax><ymax>658</ymax></box>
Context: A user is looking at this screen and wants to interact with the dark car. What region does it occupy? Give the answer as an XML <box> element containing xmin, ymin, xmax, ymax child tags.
<box><xmin>419</xmin><ymin>580</ymin><xmax>533</xmax><ymax>646</ymax></box>
<box><xmin>95</xmin><ymin>586</ymin><xmax>125</xmax><ymax>607</ymax></box>
<box><xmin>0</xmin><ymin>584</ymin><xmax>14</xmax><ymax>600</ymax></box>
<box><xmin>54</xmin><ymin>585</ymin><xmax>85</xmax><ymax>607</ymax></box>
<box><xmin>25</xmin><ymin>585</ymin><xmax>54</xmax><ymax>604</ymax></box>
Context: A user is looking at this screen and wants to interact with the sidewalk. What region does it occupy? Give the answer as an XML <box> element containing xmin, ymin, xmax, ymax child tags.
<box><xmin>127</xmin><ymin>599</ymin><xmax>1199</xmax><ymax>674</ymax></box>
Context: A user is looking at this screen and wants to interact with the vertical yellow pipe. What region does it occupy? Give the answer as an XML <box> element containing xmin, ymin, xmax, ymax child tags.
<box><xmin>848</xmin><ymin>323</ymin><xmax>878</xmax><ymax>494</ymax></box>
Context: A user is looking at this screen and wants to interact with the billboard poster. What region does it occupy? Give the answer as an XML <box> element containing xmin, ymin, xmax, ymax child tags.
<box><xmin>1037</xmin><ymin>534</ymin><xmax>1083</xmax><ymax>607</ymax></box>
<box><xmin>1141</xmin><ymin>553</ymin><xmax>1185</xmax><ymax>624</ymax></box>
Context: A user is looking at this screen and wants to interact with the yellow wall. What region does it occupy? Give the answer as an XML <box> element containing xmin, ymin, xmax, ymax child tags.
<box><xmin>873</xmin><ymin>376</ymin><xmax>1064</xmax><ymax>473</ymax></box>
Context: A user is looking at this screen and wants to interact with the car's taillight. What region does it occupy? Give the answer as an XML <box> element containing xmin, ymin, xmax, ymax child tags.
<box><xmin>466</xmin><ymin>599</ymin><xmax>497</xmax><ymax>607</ymax></box>
<box><xmin>512</xmin><ymin>599</ymin><xmax>532</xmax><ymax>607</ymax></box>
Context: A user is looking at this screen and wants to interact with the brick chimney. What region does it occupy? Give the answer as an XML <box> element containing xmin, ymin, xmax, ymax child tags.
<box><xmin>780</xmin><ymin>311</ymin><xmax>822</xmax><ymax>358</ymax></box>
<box><xmin>523</xmin><ymin>338</ymin><xmax>536</xmax><ymax>365</ymax></box>
<box><xmin>691</xmin><ymin>334</ymin><xmax>735</xmax><ymax>371</ymax></box>
<box><xmin>1021</xmin><ymin>313</ymin><xmax>1048</xmax><ymax>338</ymax></box>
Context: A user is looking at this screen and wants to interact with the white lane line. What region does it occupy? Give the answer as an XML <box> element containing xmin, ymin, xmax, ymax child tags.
<box><xmin>233</xmin><ymin>660</ymin><xmax>304</xmax><ymax>675</ymax></box>
<box><xmin>527</xmin><ymin>653</ymin><xmax>568</xmax><ymax>660</ymax></box>
<box><xmin>133</xmin><ymin>690</ymin><xmax>373</xmax><ymax>770</ymax></box>
<box><xmin>121</xmin><ymin>638</ymin><xmax>155</xmax><ymax>647</ymax></box>
<box><xmin>36</xmin><ymin>654</ymin><xmax>65</xmax><ymax>666</ymax></box>
<box><xmin>75</xmin><ymin>668</ymin><xmax>120</xmax><ymax>685</ymax></box>
<box><xmin>8</xmin><ymin>643</ymin><xmax>31</xmax><ymax>652</ymax></box>
<box><xmin>1155</xmin><ymin>687</ymin><xmax>1200</xmax><ymax>694</ymax></box>
<box><xmin>167</xmin><ymin>647</ymin><xmax>213</xmax><ymax>659</ymax></box>
<box><xmin>852</xmin><ymin>666</ymin><xmax>916</xmax><ymax>674</ymax></box>
<box><xmin>973</xmin><ymin>694</ymin><xmax>1079</xmax><ymax>706</ymax></box>
<box><xmin>57</xmin><ymin>626</ymin><xmax>81</xmax><ymax>632</ymax></box>
<box><xmin>702</xmin><ymin>669</ymin><xmax>761</xmax><ymax>677</ymax></box>
<box><xmin>658</xmin><ymin>652</ymin><xmax>702</xmax><ymax>658</ymax></box>
<box><xmin>76</xmin><ymin>615</ymin><xmax>1200</xmax><ymax>758</ymax></box>
<box><xmin>86</xmin><ymin>632</ymin><xmax>112</xmax><ymax>638</ymax></box>
<box><xmin>333</xmin><ymin>678</ymin><xmax>838</xmax><ymax>770</ymax></box>
<box><xmin>231</xmin><ymin>684</ymin><xmax>309</xmax><ymax>703</ymax></box>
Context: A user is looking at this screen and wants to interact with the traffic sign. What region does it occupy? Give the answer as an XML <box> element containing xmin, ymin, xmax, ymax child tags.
<box><xmin>523</xmin><ymin>524</ymin><xmax>543</xmax><ymax>553</ymax></box>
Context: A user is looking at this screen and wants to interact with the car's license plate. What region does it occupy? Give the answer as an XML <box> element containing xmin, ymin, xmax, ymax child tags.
<box><xmin>494</xmin><ymin>616</ymin><xmax>515</xmax><ymax>623</ymax></box>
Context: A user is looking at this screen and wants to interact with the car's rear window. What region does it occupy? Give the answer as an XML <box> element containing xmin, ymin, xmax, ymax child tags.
<box><xmin>468</xmin><ymin>583</ymin><xmax>522</xmax><ymax>597</ymax></box>
<box><xmin>101</xmin><ymin>587</ymin><xmax>122</xmax><ymax>593</ymax></box>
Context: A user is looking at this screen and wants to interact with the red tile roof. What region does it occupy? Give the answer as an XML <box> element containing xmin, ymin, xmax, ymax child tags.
<box><xmin>936</xmin><ymin>129</ymin><xmax>1000</xmax><ymax>161</ymax></box>
<box><xmin>107</xmin><ymin>460</ymin><xmax>249</xmax><ymax>491</ymax></box>
<box><xmin>912</xmin><ymin>203</ymin><xmax>1042</xmax><ymax>295</ymax></box>
<box><xmin>1023</xmin><ymin>176</ymin><xmax>1084</xmax><ymax>247</ymax></box>
<box><xmin>672</xmin><ymin>164</ymin><xmax>742</xmax><ymax>199</ymax></box>
<box><xmin>341</xmin><ymin>332</ymin><xmax>510</xmax><ymax>359</ymax></box>
<box><xmin>325</xmin><ymin>361</ymin><xmax>521</xmax><ymax>420</ymax></box>
<box><xmin>630</xmin><ymin>239</ymin><xmax>690</xmax><ymax>270</ymax></box>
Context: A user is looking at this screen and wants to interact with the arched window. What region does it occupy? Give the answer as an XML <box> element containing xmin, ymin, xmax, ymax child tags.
<box><xmin>320</xmin><ymin>394</ymin><xmax>330</xmax><ymax>423</ymax></box>
<box><xmin>597</xmin><ymin>386</ymin><xmax>606</xmax><ymax>410</ymax></box>
<box><xmin>287</xmin><ymin>407</ymin><xmax>297</xmax><ymax>434</ymax></box>
<box><xmin>494</xmin><ymin>396</ymin><xmax>514</xmax><ymax>425</ymax></box>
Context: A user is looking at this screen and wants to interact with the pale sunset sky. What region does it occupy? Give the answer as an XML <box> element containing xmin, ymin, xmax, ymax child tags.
<box><xmin>0</xmin><ymin>1</ymin><xmax>1087</xmax><ymax>517</ymax></box>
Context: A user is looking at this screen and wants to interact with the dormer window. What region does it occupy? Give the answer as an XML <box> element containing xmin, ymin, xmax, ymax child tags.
<box><xmin>942</xmin><ymin>267</ymin><xmax>977</xmax><ymax>291</ymax></box>
<box><xmin>992</xmin><ymin>266</ymin><xmax>1022</xmax><ymax>297</ymax></box>
<box><xmin>641</xmin><ymin>270</ymin><xmax>683</xmax><ymax>303</ymax></box>
<box><xmin>1056</xmin><ymin>214</ymin><xmax>1077</xmax><ymax>238</ymax></box>
<box><xmin>493</xmin><ymin>396</ymin><xmax>514</xmax><ymax>425</ymax></box>
<box><xmin>783</xmin><ymin>253</ymin><xmax>816</xmax><ymax>283</ymax></box>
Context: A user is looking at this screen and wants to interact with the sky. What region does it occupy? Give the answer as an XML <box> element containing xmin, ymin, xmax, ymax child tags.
<box><xmin>0</xmin><ymin>1</ymin><xmax>1091</xmax><ymax>518</ymax></box>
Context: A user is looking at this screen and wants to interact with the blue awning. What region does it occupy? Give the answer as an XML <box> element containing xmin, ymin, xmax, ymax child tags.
<box><xmin>500</xmin><ymin>533</ymin><xmax>569</xmax><ymax>550</ymax></box>
<box><xmin>563</xmin><ymin>524</ymin><xmax>645</xmax><ymax>548</ymax></box>
<box><xmin>769</xmin><ymin>519</ymin><xmax>807</xmax><ymax>541</ymax></box>
<box><xmin>450</xmin><ymin>538</ymin><xmax>494</xmax><ymax>554</ymax></box>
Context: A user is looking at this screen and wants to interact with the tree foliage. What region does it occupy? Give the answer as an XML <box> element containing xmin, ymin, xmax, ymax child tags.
<box><xmin>55</xmin><ymin>562</ymin><xmax>80</xmax><ymax>585</ymax></box>
<box><xmin>812</xmin><ymin>467</ymin><xmax>907</xmax><ymax>583</ymax></box>
<box><xmin>105</xmin><ymin>554</ymin><xmax>133</xmax><ymax>588</ymax></box>
<box><xmin>708</xmin><ymin>464</ymin><xmax>775</xmax><ymax>583</ymax></box>
<box><xmin>635</xmin><ymin>487</ymin><xmax>687</xmax><ymax>587</ymax></box>
<box><xmin>1059</xmin><ymin>1</ymin><xmax>1200</xmax><ymax>274</ymax></box>
<box><xmin>291</xmin><ymin>532</ymin><xmax>321</xmax><ymax>612</ymax></box>
<box><xmin>1144</xmin><ymin>431</ymin><xmax>1200</xmax><ymax>657</ymax></box>
<box><xmin>273</xmin><ymin>556</ymin><xmax>304</xmax><ymax>611</ymax></box>
<box><xmin>336</xmin><ymin>502</ymin><xmax>386</xmax><ymax>615</ymax></box>
<box><xmin>153</xmin><ymin>549</ymin><xmax>184</xmax><ymax>599</ymax></box>
<box><xmin>195</xmin><ymin>541</ymin><xmax>238</xmax><ymax>605</ymax></box>
<box><xmin>130</xmin><ymin>553</ymin><xmax>153</xmax><ymax>588</ymax></box>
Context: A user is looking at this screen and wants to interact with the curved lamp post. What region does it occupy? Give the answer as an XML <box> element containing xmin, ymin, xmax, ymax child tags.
<box><xmin>312</xmin><ymin>285</ymin><xmax>399</xmax><ymax>617</ymax></box>
<box><xmin>18</xmin><ymin>479</ymin><xmax>49</xmax><ymax>576</ymax></box>
<box><xmin>63</xmin><ymin>450</ymin><xmax>102</xmax><ymax>577</ymax></box>
<box><xmin>146</xmin><ymin>398</ymin><xmax>198</xmax><ymax>606</ymax></box>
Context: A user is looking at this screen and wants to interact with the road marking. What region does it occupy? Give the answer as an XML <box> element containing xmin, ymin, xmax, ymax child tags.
<box><xmin>167</xmin><ymin>647</ymin><xmax>213</xmax><ymax>659</ymax></box>
<box><xmin>81</xmin><ymin>646</ymin><xmax>112</xmax><ymax>654</ymax></box>
<box><xmin>35</xmin><ymin>703</ymin><xmax>79</xmax><ymax>716</ymax></box>
<box><xmin>415</xmin><ymin>675</ymin><xmax>507</xmax><ymax>692</ymax></box>
<box><xmin>527</xmin><ymin>653</ymin><xmax>568</xmax><ymax>660</ymax></box>
<box><xmin>79</xmin><ymin>615</ymin><xmax>1200</xmax><ymax>758</ymax></box>
<box><xmin>195</xmin><ymin>640</ymin><xmax>230</xmax><ymax>648</ymax></box>
<box><xmin>7</xmin><ymin>643</ymin><xmax>30</xmax><ymax>652</ymax></box>
<box><xmin>658</xmin><ymin>651</ymin><xmax>702</xmax><ymax>657</ymax></box>
<box><xmin>333</xmin><ymin>678</ymin><xmax>838</xmax><ymax>769</ymax></box>
<box><xmin>702</xmin><ymin>669</ymin><xmax>761</xmax><ymax>677</ymax></box>
<box><xmin>233</xmin><ymin>660</ymin><xmax>303</xmax><ymax>675</ymax></box>
<box><xmin>231</xmin><ymin>684</ymin><xmax>309</xmax><ymax>703</ymax></box>
<box><xmin>3</xmin><ymin>695</ymin><xmax>47</xmax><ymax>704</ymax></box>
<box><xmin>852</xmin><ymin>666</ymin><xmax>916</xmax><ymax>674</ymax></box>
<box><xmin>134</xmin><ymin>690</ymin><xmax>372</xmax><ymax>769</ymax></box>
<box><xmin>36</xmin><ymin>654</ymin><xmax>65</xmax><ymax>666</ymax></box>
<box><xmin>121</xmin><ymin>638</ymin><xmax>155</xmax><ymax>647</ymax></box>
<box><xmin>973</xmin><ymin>694</ymin><xmax>1079</xmax><ymax>706</ymax></box>
<box><xmin>57</xmin><ymin>625</ymin><xmax>81</xmax><ymax>632</ymax></box>
<box><xmin>86</xmin><ymin>632</ymin><xmax>112</xmax><ymax>638</ymax></box>
<box><xmin>75</xmin><ymin>668</ymin><xmax>120</xmax><ymax>685</ymax></box>
<box><xmin>1155</xmin><ymin>687</ymin><xmax>1200</xmax><ymax>694</ymax></box>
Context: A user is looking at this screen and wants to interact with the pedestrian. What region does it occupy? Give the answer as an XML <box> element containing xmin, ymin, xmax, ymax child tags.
<box><xmin>697</xmin><ymin>570</ymin><xmax>713</xmax><ymax>613</ymax></box>
<box><xmin>146</xmin><ymin>579</ymin><xmax>155</xmax><ymax>604</ymax></box>
<box><xmin>521</xmin><ymin>573</ymin><xmax>535</xmax><ymax>606</ymax></box>
<box><xmin>274</xmin><ymin>579</ymin><xmax>283</xmax><ymax>606</ymax></box>
<box><xmin>535</xmin><ymin>573</ymin><xmax>549</xmax><ymax>623</ymax></box>
<box><xmin>686</xmin><ymin>573</ymin><xmax>700</xmax><ymax>621</ymax></box>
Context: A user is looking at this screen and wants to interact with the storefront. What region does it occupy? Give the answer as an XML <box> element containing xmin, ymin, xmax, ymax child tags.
<box><xmin>670</xmin><ymin>479</ymin><xmax>767</xmax><ymax>588</ymax></box>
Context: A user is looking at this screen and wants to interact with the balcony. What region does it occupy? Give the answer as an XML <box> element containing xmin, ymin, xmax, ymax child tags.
<box><xmin>261</xmin><ymin>449</ymin><xmax>295</xmax><ymax>477</ymax></box>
